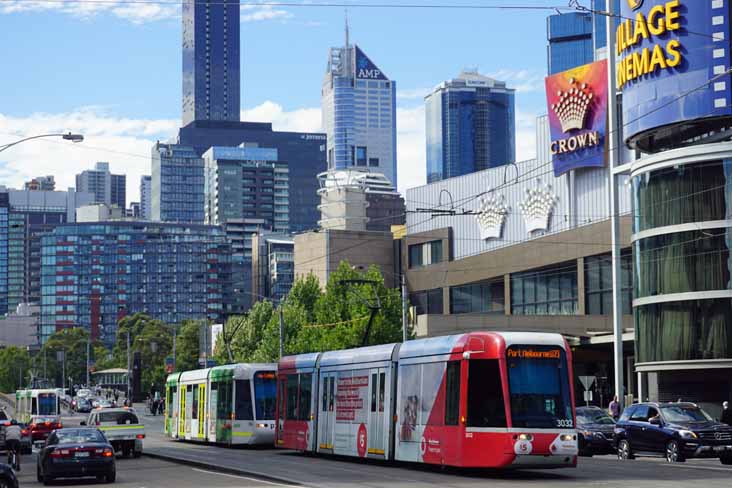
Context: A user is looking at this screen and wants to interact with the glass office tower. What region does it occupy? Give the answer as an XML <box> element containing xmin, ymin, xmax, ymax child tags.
<box><xmin>0</xmin><ymin>193</ymin><xmax>8</xmax><ymax>315</ymax></box>
<box><xmin>151</xmin><ymin>143</ymin><xmax>206</xmax><ymax>223</ymax></box>
<box><xmin>425</xmin><ymin>71</ymin><xmax>515</xmax><ymax>183</ymax></box>
<box><xmin>546</xmin><ymin>11</ymin><xmax>593</xmax><ymax>75</ymax></box>
<box><xmin>182</xmin><ymin>0</ymin><xmax>240</xmax><ymax>126</ymax></box>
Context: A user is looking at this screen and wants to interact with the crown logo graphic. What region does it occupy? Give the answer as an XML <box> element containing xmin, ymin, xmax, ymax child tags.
<box><xmin>518</xmin><ymin>181</ymin><xmax>558</xmax><ymax>234</ymax></box>
<box><xmin>475</xmin><ymin>192</ymin><xmax>509</xmax><ymax>240</ymax></box>
<box><xmin>551</xmin><ymin>78</ymin><xmax>594</xmax><ymax>134</ymax></box>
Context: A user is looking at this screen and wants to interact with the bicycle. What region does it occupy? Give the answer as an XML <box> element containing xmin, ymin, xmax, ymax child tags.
<box><xmin>6</xmin><ymin>441</ymin><xmax>20</xmax><ymax>472</ymax></box>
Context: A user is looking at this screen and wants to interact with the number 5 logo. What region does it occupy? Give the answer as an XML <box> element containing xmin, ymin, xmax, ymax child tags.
<box><xmin>357</xmin><ymin>423</ymin><xmax>367</xmax><ymax>457</ymax></box>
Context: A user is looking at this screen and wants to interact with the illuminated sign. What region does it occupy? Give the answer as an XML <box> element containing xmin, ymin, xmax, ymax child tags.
<box><xmin>620</xmin><ymin>0</ymin><xmax>732</xmax><ymax>144</ymax></box>
<box><xmin>355</xmin><ymin>46</ymin><xmax>388</xmax><ymax>81</ymax></box>
<box><xmin>545</xmin><ymin>60</ymin><xmax>608</xmax><ymax>176</ymax></box>
<box><xmin>507</xmin><ymin>348</ymin><xmax>562</xmax><ymax>360</ymax></box>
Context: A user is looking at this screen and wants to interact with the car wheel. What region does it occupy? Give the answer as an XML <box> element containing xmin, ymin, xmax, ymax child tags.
<box><xmin>665</xmin><ymin>440</ymin><xmax>685</xmax><ymax>463</ymax></box>
<box><xmin>617</xmin><ymin>439</ymin><xmax>634</xmax><ymax>460</ymax></box>
<box><xmin>0</xmin><ymin>478</ymin><xmax>13</xmax><ymax>488</ymax></box>
<box><xmin>106</xmin><ymin>469</ymin><xmax>116</xmax><ymax>483</ymax></box>
<box><xmin>720</xmin><ymin>455</ymin><xmax>732</xmax><ymax>465</ymax></box>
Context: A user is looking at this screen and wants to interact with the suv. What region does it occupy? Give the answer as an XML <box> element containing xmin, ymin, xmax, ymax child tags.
<box><xmin>615</xmin><ymin>402</ymin><xmax>732</xmax><ymax>464</ymax></box>
<box><xmin>576</xmin><ymin>406</ymin><xmax>616</xmax><ymax>456</ymax></box>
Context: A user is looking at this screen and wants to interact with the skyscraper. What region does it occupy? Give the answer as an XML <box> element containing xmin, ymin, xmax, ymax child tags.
<box><xmin>321</xmin><ymin>26</ymin><xmax>397</xmax><ymax>186</ymax></box>
<box><xmin>546</xmin><ymin>11</ymin><xmax>593</xmax><ymax>75</ymax></box>
<box><xmin>140</xmin><ymin>175</ymin><xmax>152</xmax><ymax>220</ymax></box>
<box><xmin>425</xmin><ymin>71</ymin><xmax>515</xmax><ymax>183</ymax></box>
<box><xmin>182</xmin><ymin>0</ymin><xmax>240</xmax><ymax>126</ymax></box>
<box><xmin>75</xmin><ymin>162</ymin><xmax>126</xmax><ymax>208</ymax></box>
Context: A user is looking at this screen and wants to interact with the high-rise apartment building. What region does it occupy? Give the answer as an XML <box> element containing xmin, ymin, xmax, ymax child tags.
<box><xmin>546</xmin><ymin>11</ymin><xmax>593</xmax><ymax>75</ymax></box>
<box><xmin>140</xmin><ymin>175</ymin><xmax>152</xmax><ymax>220</ymax></box>
<box><xmin>251</xmin><ymin>233</ymin><xmax>295</xmax><ymax>305</ymax></box>
<box><xmin>75</xmin><ymin>162</ymin><xmax>126</xmax><ymax>208</ymax></box>
<box><xmin>321</xmin><ymin>33</ymin><xmax>397</xmax><ymax>186</ymax></box>
<box><xmin>39</xmin><ymin>222</ymin><xmax>231</xmax><ymax>346</ymax></box>
<box><xmin>25</xmin><ymin>176</ymin><xmax>55</xmax><ymax>191</ymax></box>
<box><xmin>0</xmin><ymin>193</ymin><xmax>8</xmax><ymax>315</ymax></box>
<box><xmin>425</xmin><ymin>71</ymin><xmax>515</xmax><ymax>183</ymax></box>
<box><xmin>151</xmin><ymin>143</ymin><xmax>205</xmax><ymax>223</ymax></box>
<box><xmin>182</xmin><ymin>0</ymin><xmax>240</xmax><ymax>126</ymax></box>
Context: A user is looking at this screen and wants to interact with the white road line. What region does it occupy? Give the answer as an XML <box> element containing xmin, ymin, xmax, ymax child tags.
<box><xmin>191</xmin><ymin>467</ymin><xmax>306</xmax><ymax>488</ymax></box>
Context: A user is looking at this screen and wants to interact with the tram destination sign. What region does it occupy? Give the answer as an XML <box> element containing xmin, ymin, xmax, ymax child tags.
<box><xmin>507</xmin><ymin>348</ymin><xmax>562</xmax><ymax>360</ymax></box>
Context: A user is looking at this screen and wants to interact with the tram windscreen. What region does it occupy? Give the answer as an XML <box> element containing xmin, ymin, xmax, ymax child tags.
<box><xmin>506</xmin><ymin>346</ymin><xmax>573</xmax><ymax>429</ymax></box>
<box><xmin>38</xmin><ymin>393</ymin><xmax>57</xmax><ymax>415</ymax></box>
<box><xmin>254</xmin><ymin>372</ymin><xmax>276</xmax><ymax>420</ymax></box>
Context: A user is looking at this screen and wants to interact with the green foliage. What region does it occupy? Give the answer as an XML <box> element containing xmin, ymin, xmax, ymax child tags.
<box><xmin>0</xmin><ymin>346</ymin><xmax>31</xmax><ymax>393</ymax></box>
<box><xmin>221</xmin><ymin>261</ymin><xmax>408</xmax><ymax>364</ymax></box>
<box><xmin>175</xmin><ymin>320</ymin><xmax>202</xmax><ymax>373</ymax></box>
<box><xmin>40</xmin><ymin>328</ymin><xmax>104</xmax><ymax>388</ymax></box>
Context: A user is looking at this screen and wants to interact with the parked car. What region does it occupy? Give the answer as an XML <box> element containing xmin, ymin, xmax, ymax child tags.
<box><xmin>75</xmin><ymin>398</ymin><xmax>93</xmax><ymax>413</ymax></box>
<box><xmin>615</xmin><ymin>402</ymin><xmax>732</xmax><ymax>464</ymax></box>
<box><xmin>0</xmin><ymin>462</ymin><xmax>19</xmax><ymax>488</ymax></box>
<box><xmin>19</xmin><ymin>423</ymin><xmax>33</xmax><ymax>454</ymax></box>
<box><xmin>576</xmin><ymin>406</ymin><xmax>616</xmax><ymax>456</ymax></box>
<box><xmin>28</xmin><ymin>416</ymin><xmax>63</xmax><ymax>443</ymax></box>
<box><xmin>36</xmin><ymin>428</ymin><xmax>116</xmax><ymax>485</ymax></box>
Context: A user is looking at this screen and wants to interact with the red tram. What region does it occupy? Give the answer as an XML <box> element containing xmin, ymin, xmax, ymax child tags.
<box><xmin>276</xmin><ymin>331</ymin><xmax>577</xmax><ymax>468</ymax></box>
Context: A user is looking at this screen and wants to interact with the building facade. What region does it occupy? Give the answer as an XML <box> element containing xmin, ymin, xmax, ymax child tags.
<box><xmin>151</xmin><ymin>143</ymin><xmax>206</xmax><ymax>223</ymax></box>
<box><xmin>140</xmin><ymin>175</ymin><xmax>152</xmax><ymax>220</ymax></box>
<box><xmin>25</xmin><ymin>176</ymin><xmax>55</xmax><ymax>191</ymax></box>
<box><xmin>182</xmin><ymin>0</ymin><xmax>240</xmax><ymax>126</ymax></box>
<box><xmin>75</xmin><ymin>162</ymin><xmax>126</xmax><ymax>209</ymax></box>
<box><xmin>322</xmin><ymin>40</ymin><xmax>397</xmax><ymax>186</ymax></box>
<box><xmin>425</xmin><ymin>71</ymin><xmax>516</xmax><ymax>183</ymax></box>
<box><xmin>0</xmin><ymin>193</ymin><xmax>8</xmax><ymax>315</ymax></box>
<box><xmin>39</xmin><ymin>222</ymin><xmax>231</xmax><ymax>347</ymax></box>
<box><xmin>252</xmin><ymin>233</ymin><xmax>294</xmax><ymax>304</ymax></box>
<box><xmin>546</xmin><ymin>11</ymin><xmax>593</xmax><ymax>75</ymax></box>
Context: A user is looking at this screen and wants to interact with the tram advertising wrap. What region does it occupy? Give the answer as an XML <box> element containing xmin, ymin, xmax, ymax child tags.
<box><xmin>619</xmin><ymin>0</ymin><xmax>732</xmax><ymax>145</ymax></box>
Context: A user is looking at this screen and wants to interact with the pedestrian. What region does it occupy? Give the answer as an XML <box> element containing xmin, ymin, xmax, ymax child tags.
<box><xmin>608</xmin><ymin>395</ymin><xmax>620</xmax><ymax>420</ymax></box>
<box><xmin>5</xmin><ymin>420</ymin><xmax>22</xmax><ymax>470</ymax></box>
<box><xmin>722</xmin><ymin>401</ymin><xmax>732</xmax><ymax>425</ymax></box>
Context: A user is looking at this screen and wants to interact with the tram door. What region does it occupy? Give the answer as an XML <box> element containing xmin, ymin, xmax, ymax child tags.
<box><xmin>185</xmin><ymin>385</ymin><xmax>193</xmax><ymax>438</ymax></box>
<box><xmin>208</xmin><ymin>383</ymin><xmax>217</xmax><ymax>443</ymax></box>
<box><xmin>178</xmin><ymin>386</ymin><xmax>186</xmax><ymax>438</ymax></box>
<box><xmin>318</xmin><ymin>373</ymin><xmax>336</xmax><ymax>452</ymax></box>
<box><xmin>367</xmin><ymin>370</ymin><xmax>386</xmax><ymax>456</ymax></box>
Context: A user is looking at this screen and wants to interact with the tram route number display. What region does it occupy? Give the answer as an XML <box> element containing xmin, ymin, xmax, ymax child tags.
<box><xmin>336</xmin><ymin>375</ymin><xmax>369</xmax><ymax>422</ymax></box>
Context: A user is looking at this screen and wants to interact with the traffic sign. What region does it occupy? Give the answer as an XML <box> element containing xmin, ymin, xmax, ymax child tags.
<box><xmin>579</xmin><ymin>375</ymin><xmax>596</xmax><ymax>391</ymax></box>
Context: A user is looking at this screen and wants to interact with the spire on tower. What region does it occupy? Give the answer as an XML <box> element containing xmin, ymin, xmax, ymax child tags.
<box><xmin>345</xmin><ymin>8</ymin><xmax>350</xmax><ymax>48</ymax></box>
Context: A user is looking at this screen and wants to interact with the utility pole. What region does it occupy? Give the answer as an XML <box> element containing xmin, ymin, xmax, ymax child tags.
<box><xmin>606</xmin><ymin>0</ymin><xmax>625</xmax><ymax>407</ymax></box>
<box><xmin>61</xmin><ymin>349</ymin><xmax>66</xmax><ymax>391</ymax></box>
<box><xmin>172</xmin><ymin>326</ymin><xmax>177</xmax><ymax>371</ymax></box>
<box><xmin>126</xmin><ymin>332</ymin><xmax>131</xmax><ymax>401</ymax></box>
<box><xmin>278</xmin><ymin>307</ymin><xmax>285</xmax><ymax>358</ymax></box>
<box><xmin>401</xmin><ymin>273</ymin><xmax>409</xmax><ymax>343</ymax></box>
<box><xmin>202</xmin><ymin>322</ymin><xmax>208</xmax><ymax>367</ymax></box>
<box><xmin>86</xmin><ymin>339</ymin><xmax>90</xmax><ymax>387</ymax></box>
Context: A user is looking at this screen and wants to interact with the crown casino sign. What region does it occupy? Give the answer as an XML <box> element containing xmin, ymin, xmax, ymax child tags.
<box><xmin>619</xmin><ymin>0</ymin><xmax>732</xmax><ymax>150</ymax></box>
<box><xmin>545</xmin><ymin>60</ymin><xmax>609</xmax><ymax>177</ymax></box>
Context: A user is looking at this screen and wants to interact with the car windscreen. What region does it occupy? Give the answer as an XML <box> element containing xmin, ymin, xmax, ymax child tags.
<box><xmin>660</xmin><ymin>405</ymin><xmax>713</xmax><ymax>423</ymax></box>
<box><xmin>38</xmin><ymin>393</ymin><xmax>57</xmax><ymax>415</ymax></box>
<box><xmin>507</xmin><ymin>346</ymin><xmax>573</xmax><ymax>429</ymax></box>
<box><xmin>55</xmin><ymin>430</ymin><xmax>105</xmax><ymax>444</ymax></box>
<box><xmin>32</xmin><ymin>417</ymin><xmax>58</xmax><ymax>424</ymax></box>
<box><xmin>99</xmin><ymin>411</ymin><xmax>139</xmax><ymax>424</ymax></box>
<box><xmin>577</xmin><ymin>410</ymin><xmax>615</xmax><ymax>425</ymax></box>
<box><xmin>0</xmin><ymin>411</ymin><xmax>8</xmax><ymax>421</ymax></box>
<box><xmin>254</xmin><ymin>371</ymin><xmax>276</xmax><ymax>420</ymax></box>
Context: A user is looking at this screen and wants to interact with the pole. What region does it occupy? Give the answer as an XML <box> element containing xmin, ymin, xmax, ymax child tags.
<box><xmin>126</xmin><ymin>332</ymin><xmax>131</xmax><ymax>401</ymax></box>
<box><xmin>172</xmin><ymin>327</ymin><xmax>177</xmax><ymax>371</ymax></box>
<box><xmin>279</xmin><ymin>307</ymin><xmax>285</xmax><ymax>358</ymax></box>
<box><xmin>86</xmin><ymin>339</ymin><xmax>90</xmax><ymax>387</ymax></box>
<box><xmin>202</xmin><ymin>322</ymin><xmax>208</xmax><ymax>367</ymax></box>
<box><xmin>61</xmin><ymin>349</ymin><xmax>66</xmax><ymax>391</ymax></box>
<box><xmin>401</xmin><ymin>272</ymin><xmax>408</xmax><ymax>342</ymax></box>
<box><xmin>606</xmin><ymin>0</ymin><xmax>625</xmax><ymax>407</ymax></box>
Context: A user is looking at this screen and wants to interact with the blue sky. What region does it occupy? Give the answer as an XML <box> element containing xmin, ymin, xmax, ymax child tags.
<box><xmin>0</xmin><ymin>1</ymin><xmax>565</xmax><ymax>200</ymax></box>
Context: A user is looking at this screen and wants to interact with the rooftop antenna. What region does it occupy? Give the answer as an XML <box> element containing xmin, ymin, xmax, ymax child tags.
<box><xmin>345</xmin><ymin>8</ymin><xmax>350</xmax><ymax>48</ymax></box>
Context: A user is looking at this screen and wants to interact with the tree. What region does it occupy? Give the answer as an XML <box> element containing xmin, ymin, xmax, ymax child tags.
<box><xmin>0</xmin><ymin>346</ymin><xmax>31</xmax><ymax>393</ymax></box>
<box><xmin>41</xmin><ymin>328</ymin><xmax>105</xmax><ymax>388</ymax></box>
<box><xmin>175</xmin><ymin>320</ymin><xmax>202</xmax><ymax>373</ymax></box>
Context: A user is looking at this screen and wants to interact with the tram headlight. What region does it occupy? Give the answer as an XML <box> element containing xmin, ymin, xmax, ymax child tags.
<box><xmin>256</xmin><ymin>423</ymin><xmax>267</xmax><ymax>429</ymax></box>
<box><xmin>560</xmin><ymin>434</ymin><xmax>576</xmax><ymax>442</ymax></box>
<box><xmin>517</xmin><ymin>434</ymin><xmax>533</xmax><ymax>441</ymax></box>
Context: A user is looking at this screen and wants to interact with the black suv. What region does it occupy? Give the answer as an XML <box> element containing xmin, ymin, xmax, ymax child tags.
<box><xmin>576</xmin><ymin>406</ymin><xmax>616</xmax><ymax>456</ymax></box>
<box><xmin>615</xmin><ymin>402</ymin><xmax>732</xmax><ymax>464</ymax></box>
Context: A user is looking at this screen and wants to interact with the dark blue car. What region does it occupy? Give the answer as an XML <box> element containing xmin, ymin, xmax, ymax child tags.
<box><xmin>576</xmin><ymin>406</ymin><xmax>616</xmax><ymax>456</ymax></box>
<box><xmin>615</xmin><ymin>402</ymin><xmax>732</xmax><ymax>464</ymax></box>
<box><xmin>0</xmin><ymin>462</ymin><xmax>19</xmax><ymax>488</ymax></box>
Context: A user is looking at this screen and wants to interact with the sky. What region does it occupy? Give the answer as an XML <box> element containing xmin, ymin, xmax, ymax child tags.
<box><xmin>0</xmin><ymin>0</ymin><xmax>567</xmax><ymax>205</ymax></box>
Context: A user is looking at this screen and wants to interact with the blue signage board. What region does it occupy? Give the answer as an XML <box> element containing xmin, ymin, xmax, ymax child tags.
<box><xmin>620</xmin><ymin>0</ymin><xmax>732</xmax><ymax>143</ymax></box>
<box><xmin>355</xmin><ymin>46</ymin><xmax>388</xmax><ymax>81</ymax></box>
<box><xmin>209</xmin><ymin>146</ymin><xmax>278</xmax><ymax>162</ymax></box>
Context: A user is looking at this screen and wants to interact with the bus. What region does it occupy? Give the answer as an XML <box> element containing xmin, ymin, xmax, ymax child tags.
<box><xmin>165</xmin><ymin>363</ymin><xmax>277</xmax><ymax>446</ymax></box>
<box><xmin>276</xmin><ymin>331</ymin><xmax>578</xmax><ymax>469</ymax></box>
<box><xmin>15</xmin><ymin>389</ymin><xmax>61</xmax><ymax>424</ymax></box>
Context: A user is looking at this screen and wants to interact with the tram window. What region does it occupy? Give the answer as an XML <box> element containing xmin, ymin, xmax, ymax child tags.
<box><xmin>286</xmin><ymin>375</ymin><xmax>299</xmax><ymax>420</ymax></box>
<box><xmin>328</xmin><ymin>377</ymin><xmax>335</xmax><ymax>411</ymax></box>
<box><xmin>379</xmin><ymin>372</ymin><xmax>385</xmax><ymax>412</ymax></box>
<box><xmin>32</xmin><ymin>398</ymin><xmax>37</xmax><ymax>415</ymax></box>
<box><xmin>298</xmin><ymin>374</ymin><xmax>312</xmax><ymax>421</ymax></box>
<box><xmin>254</xmin><ymin>372</ymin><xmax>277</xmax><ymax>420</ymax></box>
<box><xmin>192</xmin><ymin>385</ymin><xmax>199</xmax><ymax>419</ymax></box>
<box><xmin>445</xmin><ymin>361</ymin><xmax>461</xmax><ymax>425</ymax></box>
<box><xmin>235</xmin><ymin>380</ymin><xmax>253</xmax><ymax>421</ymax></box>
<box><xmin>467</xmin><ymin>360</ymin><xmax>506</xmax><ymax>427</ymax></box>
<box><xmin>371</xmin><ymin>373</ymin><xmax>378</xmax><ymax>412</ymax></box>
<box><xmin>279</xmin><ymin>379</ymin><xmax>286</xmax><ymax>420</ymax></box>
<box><xmin>217</xmin><ymin>381</ymin><xmax>232</xmax><ymax>420</ymax></box>
<box><xmin>167</xmin><ymin>386</ymin><xmax>176</xmax><ymax>414</ymax></box>
<box><xmin>321</xmin><ymin>377</ymin><xmax>328</xmax><ymax>411</ymax></box>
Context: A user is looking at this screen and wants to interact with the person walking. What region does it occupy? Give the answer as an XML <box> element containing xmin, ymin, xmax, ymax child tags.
<box><xmin>609</xmin><ymin>395</ymin><xmax>620</xmax><ymax>420</ymax></box>
<box><xmin>722</xmin><ymin>401</ymin><xmax>732</xmax><ymax>425</ymax></box>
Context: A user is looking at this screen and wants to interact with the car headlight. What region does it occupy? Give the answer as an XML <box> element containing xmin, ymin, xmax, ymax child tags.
<box><xmin>582</xmin><ymin>430</ymin><xmax>593</xmax><ymax>437</ymax></box>
<box><xmin>593</xmin><ymin>432</ymin><xmax>605</xmax><ymax>438</ymax></box>
<box><xmin>679</xmin><ymin>430</ymin><xmax>698</xmax><ymax>439</ymax></box>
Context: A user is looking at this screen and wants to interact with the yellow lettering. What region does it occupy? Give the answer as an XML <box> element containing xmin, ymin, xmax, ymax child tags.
<box><xmin>626</xmin><ymin>55</ymin><xmax>635</xmax><ymax>83</ymax></box>
<box><xmin>649</xmin><ymin>43</ymin><xmax>668</xmax><ymax>72</ymax></box>
<box><xmin>624</xmin><ymin>19</ymin><xmax>634</xmax><ymax>50</ymax></box>
<box><xmin>632</xmin><ymin>49</ymin><xmax>651</xmax><ymax>80</ymax></box>
<box><xmin>633</xmin><ymin>12</ymin><xmax>650</xmax><ymax>45</ymax></box>
<box><xmin>666</xmin><ymin>39</ymin><xmax>682</xmax><ymax>68</ymax></box>
<box><xmin>666</xmin><ymin>0</ymin><xmax>681</xmax><ymax>31</ymax></box>
<box><xmin>647</xmin><ymin>5</ymin><xmax>666</xmax><ymax>36</ymax></box>
<box><xmin>616</xmin><ymin>22</ymin><xmax>624</xmax><ymax>55</ymax></box>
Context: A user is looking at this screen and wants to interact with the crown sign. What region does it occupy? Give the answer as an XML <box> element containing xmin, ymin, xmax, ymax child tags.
<box><xmin>518</xmin><ymin>182</ymin><xmax>558</xmax><ymax>234</ymax></box>
<box><xmin>551</xmin><ymin>78</ymin><xmax>594</xmax><ymax>133</ymax></box>
<box><xmin>475</xmin><ymin>192</ymin><xmax>509</xmax><ymax>240</ymax></box>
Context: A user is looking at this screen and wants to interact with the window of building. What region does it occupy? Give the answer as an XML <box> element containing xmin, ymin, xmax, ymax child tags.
<box><xmin>368</xmin><ymin>157</ymin><xmax>379</xmax><ymax>167</ymax></box>
<box><xmin>511</xmin><ymin>262</ymin><xmax>577</xmax><ymax>315</ymax></box>
<box><xmin>409</xmin><ymin>288</ymin><xmax>443</xmax><ymax>315</ymax></box>
<box><xmin>450</xmin><ymin>279</ymin><xmax>504</xmax><ymax>314</ymax></box>
<box><xmin>585</xmin><ymin>252</ymin><xmax>632</xmax><ymax>315</ymax></box>
<box><xmin>356</xmin><ymin>146</ymin><xmax>367</xmax><ymax>166</ymax></box>
<box><xmin>408</xmin><ymin>240</ymin><xmax>443</xmax><ymax>268</ymax></box>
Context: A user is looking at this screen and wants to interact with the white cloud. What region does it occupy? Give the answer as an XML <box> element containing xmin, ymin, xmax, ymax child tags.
<box><xmin>515</xmin><ymin>109</ymin><xmax>537</xmax><ymax>162</ymax></box>
<box><xmin>397</xmin><ymin>87</ymin><xmax>432</xmax><ymax>100</ymax></box>
<box><xmin>396</xmin><ymin>105</ymin><xmax>426</xmax><ymax>193</ymax></box>
<box><xmin>489</xmin><ymin>68</ymin><xmax>545</xmax><ymax>93</ymax></box>
<box><xmin>242</xmin><ymin>102</ymin><xmax>322</xmax><ymax>133</ymax></box>
<box><xmin>0</xmin><ymin>1</ymin><xmax>293</xmax><ymax>24</ymax></box>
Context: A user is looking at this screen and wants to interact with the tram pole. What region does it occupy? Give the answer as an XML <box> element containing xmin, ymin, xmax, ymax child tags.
<box><xmin>401</xmin><ymin>272</ymin><xmax>408</xmax><ymax>343</ymax></box>
<box><xmin>279</xmin><ymin>307</ymin><xmax>285</xmax><ymax>359</ymax></box>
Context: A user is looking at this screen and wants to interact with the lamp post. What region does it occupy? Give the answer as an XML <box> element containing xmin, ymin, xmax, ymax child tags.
<box><xmin>0</xmin><ymin>132</ymin><xmax>84</xmax><ymax>153</ymax></box>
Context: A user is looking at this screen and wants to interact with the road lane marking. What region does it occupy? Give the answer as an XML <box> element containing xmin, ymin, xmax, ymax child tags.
<box><xmin>191</xmin><ymin>468</ymin><xmax>305</xmax><ymax>487</ymax></box>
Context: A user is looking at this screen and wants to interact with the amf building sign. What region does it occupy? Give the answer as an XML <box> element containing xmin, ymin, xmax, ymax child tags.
<box><xmin>545</xmin><ymin>60</ymin><xmax>609</xmax><ymax>177</ymax></box>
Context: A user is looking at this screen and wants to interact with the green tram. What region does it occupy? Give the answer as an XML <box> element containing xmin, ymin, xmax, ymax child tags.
<box><xmin>164</xmin><ymin>363</ymin><xmax>277</xmax><ymax>446</ymax></box>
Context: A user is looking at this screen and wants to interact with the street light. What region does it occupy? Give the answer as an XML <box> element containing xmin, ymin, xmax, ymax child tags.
<box><xmin>0</xmin><ymin>132</ymin><xmax>84</xmax><ymax>153</ymax></box>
